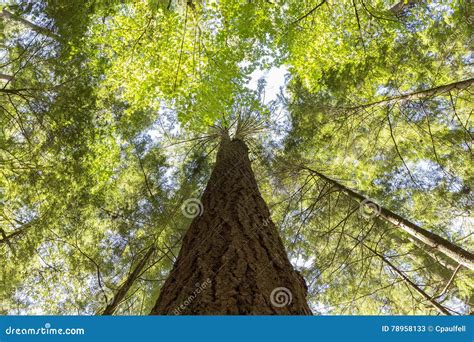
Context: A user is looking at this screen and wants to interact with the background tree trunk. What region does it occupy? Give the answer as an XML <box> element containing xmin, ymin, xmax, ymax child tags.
<box><xmin>303</xmin><ymin>166</ymin><xmax>474</xmax><ymax>270</ymax></box>
<box><xmin>1</xmin><ymin>9</ymin><xmax>59</xmax><ymax>40</ymax></box>
<box><xmin>151</xmin><ymin>136</ymin><xmax>311</xmax><ymax>315</ymax></box>
<box><xmin>390</xmin><ymin>0</ymin><xmax>422</xmax><ymax>16</ymax></box>
<box><xmin>102</xmin><ymin>246</ymin><xmax>156</xmax><ymax>315</ymax></box>
<box><xmin>347</xmin><ymin>78</ymin><xmax>473</xmax><ymax>111</ymax></box>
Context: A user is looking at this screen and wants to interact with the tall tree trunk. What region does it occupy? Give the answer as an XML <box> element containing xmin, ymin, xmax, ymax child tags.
<box><xmin>151</xmin><ymin>135</ymin><xmax>311</xmax><ymax>315</ymax></box>
<box><xmin>102</xmin><ymin>246</ymin><xmax>156</xmax><ymax>315</ymax></box>
<box><xmin>302</xmin><ymin>166</ymin><xmax>474</xmax><ymax>270</ymax></box>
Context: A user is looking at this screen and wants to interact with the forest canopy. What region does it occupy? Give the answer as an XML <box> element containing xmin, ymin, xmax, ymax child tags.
<box><xmin>0</xmin><ymin>0</ymin><xmax>473</xmax><ymax>315</ymax></box>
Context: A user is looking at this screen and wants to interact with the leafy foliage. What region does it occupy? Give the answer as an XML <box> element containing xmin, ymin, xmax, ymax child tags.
<box><xmin>1</xmin><ymin>0</ymin><xmax>472</xmax><ymax>315</ymax></box>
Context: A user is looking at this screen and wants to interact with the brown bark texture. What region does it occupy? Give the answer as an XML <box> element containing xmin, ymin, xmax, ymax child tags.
<box><xmin>151</xmin><ymin>137</ymin><xmax>312</xmax><ymax>315</ymax></box>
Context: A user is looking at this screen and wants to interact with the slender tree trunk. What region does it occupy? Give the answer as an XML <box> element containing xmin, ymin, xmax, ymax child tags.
<box><xmin>356</xmin><ymin>237</ymin><xmax>451</xmax><ymax>315</ymax></box>
<box><xmin>0</xmin><ymin>88</ymin><xmax>30</xmax><ymax>95</ymax></box>
<box><xmin>151</xmin><ymin>135</ymin><xmax>311</xmax><ymax>315</ymax></box>
<box><xmin>312</xmin><ymin>79</ymin><xmax>473</xmax><ymax>114</ymax></box>
<box><xmin>405</xmin><ymin>236</ymin><xmax>458</xmax><ymax>272</ymax></box>
<box><xmin>0</xmin><ymin>229</ymin><xmax>25</xmax><ymax>244</ymax></box>
<box><xmin>102</xmin><ymin>246</ymin><xmax>156</xmax><ymax>315</ymax></box>
<box><xmin>0</xmin><ymin>74</ymin><xmax>13</xmax><ymax>82</ymax></box>
<box><xmin>0</xmin><ymin>222</ymin><xmax>33</xmax><ymax>245</ymax></box>
<box><xmin>432</xmin><ymin>264</ymin><xmax>461</xmax><ymax>300</ymax></box>
<box><xmin>390</xmin><ymin>0</ymin><xmax>421</xmax><ymax>15</ymax></box>
<box><xmin>302</xmin><ymin>166</ymin><xmax>474</xmax><ymax>270</ymax></box>
<box><xmin>1</xmin><ymin>9</ymin><xmax>60</xmax><ymax>40</ymax></box>
<box><xmin>347</xmin><ymin>78</ymin><xmax>473</xmax><ymax>111</ymax></box>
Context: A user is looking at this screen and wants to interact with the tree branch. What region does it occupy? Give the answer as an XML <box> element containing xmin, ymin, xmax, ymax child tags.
<box><xmin>292</xmin><ymin>0</ymin><xmax>327</xmax><ymax>25</ymax></box>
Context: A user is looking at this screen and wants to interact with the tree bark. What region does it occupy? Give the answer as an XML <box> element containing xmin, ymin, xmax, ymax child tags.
<box><xmin>102</xmin><ymin>246</ymin><xmax>156</xmax><ymax>315</ymax></box>
<box><xmin>151</xmin><ymin>135</ymin><xmax>311</xmax><ymax>315</ymax></box>
<box><xmin>302</xmin><ymin>166</ymin><xmax>474</xmax><ymax>270</ymax></box>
